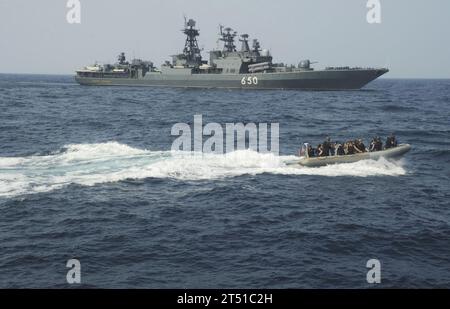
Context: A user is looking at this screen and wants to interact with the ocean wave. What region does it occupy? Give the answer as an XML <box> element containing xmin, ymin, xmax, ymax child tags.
<box><xmin>0</xmin><ymin>142</ymin><xmax>406</xmax><ymax>198</ymax></box>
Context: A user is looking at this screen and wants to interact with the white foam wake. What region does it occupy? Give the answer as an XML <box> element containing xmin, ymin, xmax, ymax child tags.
<box><xmin>0</xmin><ymin>142</ymin><xmax>406</xmax><ymax>198</ymax></box>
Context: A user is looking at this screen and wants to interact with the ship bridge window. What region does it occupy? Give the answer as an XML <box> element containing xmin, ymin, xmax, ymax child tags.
<box><xmin>230</xmin><ymin>69</ymin><xmax>236</xmax><ymax>73</ymax></box>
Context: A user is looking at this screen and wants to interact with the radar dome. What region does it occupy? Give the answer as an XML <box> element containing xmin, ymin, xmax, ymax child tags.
<box><xmin>261</xmin><ymin>49</ymin><xmax>270</xmax><ymax>57</ymax></box>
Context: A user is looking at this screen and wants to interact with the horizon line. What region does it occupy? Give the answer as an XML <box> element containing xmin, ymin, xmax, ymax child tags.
<box><xmin>1</xmin><ymin>72</ymin><xmax>449</xmax><ymax>80</ymax></box>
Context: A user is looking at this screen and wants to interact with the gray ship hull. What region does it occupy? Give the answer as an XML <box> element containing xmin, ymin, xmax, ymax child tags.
<box><xmin>75</xmin><ymin>68</ymin><xmax>388</xmax><ymax>90</ymax></box>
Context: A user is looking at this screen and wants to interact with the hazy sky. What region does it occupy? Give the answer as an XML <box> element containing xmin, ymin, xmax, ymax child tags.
<box><xmin>0</xmin><ymin>0</ymin><xmax>449</xmax><ymax>78</ymax></box>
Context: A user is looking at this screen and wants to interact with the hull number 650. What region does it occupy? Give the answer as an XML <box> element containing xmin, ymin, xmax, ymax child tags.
<box><xmin>241</xmin><ymin>76</ymin><xmax>258</xmax><ymax>85</ymax></box>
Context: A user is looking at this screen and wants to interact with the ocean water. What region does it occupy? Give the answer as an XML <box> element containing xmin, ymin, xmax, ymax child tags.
<box><xmin>0</xmin><ymin>74</ymin><xmax>449</xmax><ymax>288</ymax></box>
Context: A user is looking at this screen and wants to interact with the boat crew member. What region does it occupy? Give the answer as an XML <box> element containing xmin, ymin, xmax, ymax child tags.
<box><xmin>317</xmin><ymin>144</ymin><xmax>325</xmax><ymax>157</ymax></box>
<box><xmin>322</xmin><ymin>137</ymin><xmax>332</xmax><ymax>156</ymax></box>
<box><xmin>329</xmin><ymin>142</ymin><xmax>336</xmax><ymax>156</ymax></box>
<box><xmin>335</xmin><ymin>142</ymin><xmax>345</xmax><ymax>156</ymax></box>
<box><xmin>376</xmin><ymin>136</ymin><xmax>382</xmax><ymax>151</ymax></box>
<box><xmin>369</xmin><ymin>136</ymin><xmax>382</xmax><ymax>152</ymax></box>
<box><xmin>307</xmin><ymin>144</ymin><xmax>315</xmax><ymax>158</ymax></box>
<box><xmin>354</xmin><ymin>139</ymin><xmax>366</xmax><ymax>153</ymax></box>
<box><xmin>344</xmin><ymin>141</ymin><xmax>355</xmax><ymax>155</ymax></box>
<box><xmin>385</xmin><ymin>134</ymin><xmax>398</xmax><ymax>149</ymax></box>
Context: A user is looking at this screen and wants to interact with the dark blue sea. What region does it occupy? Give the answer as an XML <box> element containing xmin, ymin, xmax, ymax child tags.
<box><xmin>0</xmin><ymin>74</ymin><xmax>449</xmax><ymax>288</ymax></box>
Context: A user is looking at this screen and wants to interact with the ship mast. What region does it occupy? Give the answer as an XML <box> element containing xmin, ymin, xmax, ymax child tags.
<box><xmin>182</xmin><ymin>18</ymin><xmax>202</xmax><ymax>66</ymax></box>
<box><xmin>239</xmin><ymin>34</ymin><xmax>250</xmax><ymax>52</ymax></box>
<box><xmin>117</xmin><ymin>52</ymin><xmax>127</xmax><ymax>65</ymax></box>
<box><xmin>220</xmin><ymin>26</ymin><xmax>237</xmax><ymax>52</ymax></box>
<box><xmin>252</xmin><ymin>39</ymin><xmax>261</xmax><ymax>55</ymax></box>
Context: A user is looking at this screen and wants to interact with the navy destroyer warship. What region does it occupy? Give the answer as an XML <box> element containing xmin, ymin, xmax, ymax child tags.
<box><xmin>75</xmin><ymin>18</ymin><xmax>388</xmax><ymax>90</ymax></box>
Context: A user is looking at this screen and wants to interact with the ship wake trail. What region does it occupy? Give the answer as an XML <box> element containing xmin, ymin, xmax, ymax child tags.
<box><xmin>0</xmin><ymin>142</ymin><xmax>406</xmax><ymax>198</ymax></box>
